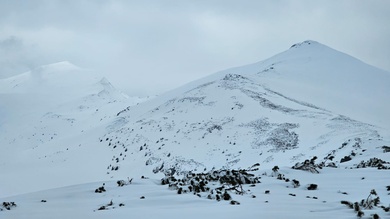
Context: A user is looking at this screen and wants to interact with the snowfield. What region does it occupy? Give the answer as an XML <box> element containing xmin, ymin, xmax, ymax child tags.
<box><xmin>2</xmin><ymin>167</ymin><xmax>390</xmax><ymax>218</ymax></box>
<box><xmin>1</xmin><ymin>40</ymin><xmax>389</xmax><ymax>218</ymax></box>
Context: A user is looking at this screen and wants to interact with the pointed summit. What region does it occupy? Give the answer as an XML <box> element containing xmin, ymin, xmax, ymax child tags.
<box><xmin>96</xmin><ymin>77</ymin><xmax>129</xmax><ymax>99</ymax></box>
<box><xmin>289</xmin><ymin>40</ymin><xmax>320</xmax><ymax>49</ymax></box>
<box><xmin>135</xmin><ymin>40</ymin><xmax>390</xmax><ymax>130</ymax></box>
<box><xmin>244</xmin><ymin>40</ymin><xmax>390</xmax><ymax>128</ymax></box>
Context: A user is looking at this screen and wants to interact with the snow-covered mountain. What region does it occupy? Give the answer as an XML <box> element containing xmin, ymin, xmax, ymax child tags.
<box><xmin>100</xmin><ymin>40</ymin><xmax>389</xmax><ymax>178</ymax></box>
<box><xmin>1</xmin><ymin>41</ymin><xmax>389</xmax><ymax>218</ymax></box>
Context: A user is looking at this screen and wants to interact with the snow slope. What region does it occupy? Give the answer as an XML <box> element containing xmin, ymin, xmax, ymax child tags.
<box><xmin>3</xmin><ymin>168</ymin><xmax>390</xmax><ymax>219</ymax></box>
<box><xmin>1</xmin><ymin>41</ymin><xmax>389</xmax><ymax>218</ymax></box>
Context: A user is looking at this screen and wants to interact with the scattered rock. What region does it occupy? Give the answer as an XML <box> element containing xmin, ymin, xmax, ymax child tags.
<box><xmin>340</xmin><ymin>156</ymin><xmax>352</xmax><ymax>163</ymax></box>
<box><xmin>341</xmin><ymin>200</ymin><xmax>353</xmax><ymax>209</ymax></box>
<box><xmin>292</xmin><ymin>179</ymin><xmax>300</xmax><ymax>188</ymax></box>
<box><xmin>307</xmin><ymin>184</ymin><xmax>318</xmax><ymax>190</ymax></box>
<box><xmin>98</xmin><ymin>206</ymin><xmax>106</xmax><ymax>211</ymax></box>
<box><xmin>230</xmin><ymin>200</ymin><xmax>240</xmax><ymax>205</ymax></box>
<box><xmin>95</xmin><ymin>186</ymin><xmax>106</xmax><ymax>193</ymax></box>
<box><xmin>117</xmin><ymin>178</ymin><xmax>133</xmax><ymax>187</ymax></box>
<box><xmin>354</xmin><ymin>158</ymin><xmax>390</xmax><ymax>169</ymax></box>
<box><xmin>292</xmin><ymin>157</ymin><xmax>320</xmax><ymax>173</ymax></box>
<box><xmin>161</xmin><ymin>165</ymin><xmax>261</xmax><ymax>203</ymax></box>
<box><xmin>1</xmin><ymin>202</ymin><xmax>17</xmax><ymax>211</ymax></box>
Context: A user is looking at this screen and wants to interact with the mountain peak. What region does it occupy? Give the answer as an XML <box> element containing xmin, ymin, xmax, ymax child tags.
<box><xmin>289</xmin><ymin>40</ymin><xmax>320</xmax><ymax>49</ymax></box>
<box><xmin>32</xmin><ymin>61</ymin><xmax>80</xmax><ymax>74</ymax></box>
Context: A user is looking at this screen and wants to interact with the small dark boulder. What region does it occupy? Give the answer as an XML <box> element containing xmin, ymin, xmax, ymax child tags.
<box><xmin>340</xmin><ymin>156</ymin><xmax>352</xmax><ymax>163</ymax></box>
<box><xmin>292</xmin><ymin>179</ymin><xmax>300</xmax><ymax>188</ymax></box>
<box><xmin>230</xmin><ymin>200</ymin><xmax>240</xmax><ymax>205</ymax></box>
<box><xmin>307</xmin><ymin>184</ymin><xmax>318</xmax><ymax>190</ymax></box>
<box><xmin>177</xmin><ymin>187</ymin><xmax>183</xmax><ymax>194</ymax></box>
<box><xmin>341</xmin><ymin>200</ymin><xmax>353</xmax><ymax>209</ymax></box>
<box><xmin>223</xmin><ymin>192</ymin><xmax>232</xmax><ymax>201</ymax></box>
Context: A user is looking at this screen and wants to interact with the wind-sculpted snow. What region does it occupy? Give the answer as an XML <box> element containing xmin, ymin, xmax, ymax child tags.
<box><xmin>240</xmin><ymin>88</ymin><xmax>299</xmax><ymax>114</ymax></box>
<box><xmin>262</xmin><ymin>86</ymin><xmax>330</xmax><ymax>112</ymax></box>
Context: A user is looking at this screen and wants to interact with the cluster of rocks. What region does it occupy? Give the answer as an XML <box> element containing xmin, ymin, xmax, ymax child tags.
<box><xmin>341</xmin><ymin>189</ymin><xmax>388</xmax><ymax>218</ymax></box>
<box><xmin>292</xmin><ymin>156</ymin><xmax>321</xmax><ymax>173</ymax></box>
<box><xmin>117</xmin><ymin>178</ymin><xmax>133</xmax><ymax>187</ymax></box>
<box><xmin>161</xmin><ymin>164</ymin><xmax>261</xmax><ymax>204</ymax></box>
<box><xmin>354</xmin><ymin>158</ymin><xmax>390</xmax><ymax>170</ymax></box>
<box><xmin>94</xmin><ymin>184</ymin><xmax>106</xmax><ymax>193</ymax></box>
<box><xmin>1</xmin><ymin>202</ymin><xmax>17</xmax><ymax>211</ymax></box>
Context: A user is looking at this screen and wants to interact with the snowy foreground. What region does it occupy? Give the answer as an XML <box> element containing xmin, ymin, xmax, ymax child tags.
<box><xmin>2</xmin><ymin>167</ymin><xmax>390</xmax><ymax>219</ymax></box>
<box><xmin>1</xmin><ymin>41</ymin><xmax>390</xmax><ymax>218</ymax></box>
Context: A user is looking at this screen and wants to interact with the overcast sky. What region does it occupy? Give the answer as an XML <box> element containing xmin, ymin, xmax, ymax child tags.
<box><xmin>1</xmin><ymin>0</ymin><xmax>389</xmax><ymax>96</ymax></box>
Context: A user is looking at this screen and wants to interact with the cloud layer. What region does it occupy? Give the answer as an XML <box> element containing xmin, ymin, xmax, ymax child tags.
<box><xmin>1</xmin><ymin>1</ymin><xmax>389</xmax><ymax>95</ymax></box>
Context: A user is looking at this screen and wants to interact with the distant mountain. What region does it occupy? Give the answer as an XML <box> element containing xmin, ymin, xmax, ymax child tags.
<box><xmin>0</xmin><ymin>61</ymin><xmax>128</xmax><ymax>99</ymax></box>
<box><xmin>0</xmin><ymin>61</ymin><xmax>146</xmax><ymax>197</ymax></box>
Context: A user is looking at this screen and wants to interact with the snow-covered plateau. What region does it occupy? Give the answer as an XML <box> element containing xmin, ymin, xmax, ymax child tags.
<box><xmin>1</xmin><ymin>40</ymin><xmax>389</xmax><ymax>218</ymax></box>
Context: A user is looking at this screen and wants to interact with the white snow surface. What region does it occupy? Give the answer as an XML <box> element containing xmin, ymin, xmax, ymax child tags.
<box><xmin>1</xmin><ymin>41</ymin><xmax>389</xmax><ymax>218</ymax></box>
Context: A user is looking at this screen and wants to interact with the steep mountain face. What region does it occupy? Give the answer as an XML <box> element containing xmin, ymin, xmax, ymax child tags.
<box><xmin>101</xmin><ymin>40</ymin><xmax>390</xmax><ymax>178</ymax></box>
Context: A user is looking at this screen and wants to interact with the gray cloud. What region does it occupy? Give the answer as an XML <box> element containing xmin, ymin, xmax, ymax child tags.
<box><xmin>1</xmin><ymin>0</ymin><xmax>389</xmax><ymax>95</ymax></box>
<box><xmin>0</xmin><ymin>36</ymin><xmax>54</xmax><ymax>77</ymax></box>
